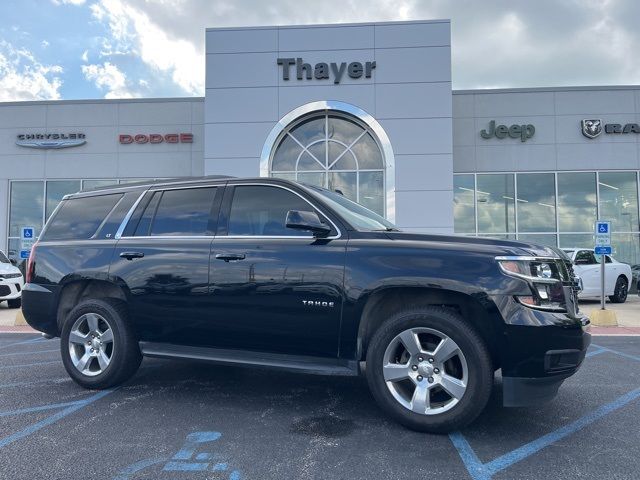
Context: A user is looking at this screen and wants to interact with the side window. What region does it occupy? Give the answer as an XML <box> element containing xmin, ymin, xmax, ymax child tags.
<box><xmin>148</xmin><ymin>188</ymin><xmax>218</xmax><ymax>236</ymax></box>
<box><xmin>227</xmin><ymin>186</ymin><xmax>320</xmax><ymax>236</ymax></box>
<box><xmin>134</xmin><ymin>192</ymin><xmax>161</xmax><ymax>236</ymax></box>
<box><xmin>42</xmin><ymin>194</ymin><xmax>123</xmax><ymax>241</ymax></box>
<box><xmin>575</xmin><ymin>250</ymin><xmax>597</xmax><ymax>265</ymax></box>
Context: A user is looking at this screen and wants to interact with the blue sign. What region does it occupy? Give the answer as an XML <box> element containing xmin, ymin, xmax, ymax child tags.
<box><xmin>20</xmin><ymin>250</ymin><xmax>30</xmax><ymax>259</ymax></box>
<box><xmin>596</xmin><ymin>222</ymin><xmax>609</xmax><ymax>234</ymax></box>
<box><xmin>595</xmin><ymin>246</ymin><xmax>612</xmax><ymax>255</ymax></box>
<box><xmin>22</xmin><ymin>227</ymin><xmax>34</xmax><ymax>239</ymax></box>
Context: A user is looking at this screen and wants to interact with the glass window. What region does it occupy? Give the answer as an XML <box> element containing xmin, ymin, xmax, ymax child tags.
<box><xmin>516</xmin><ymin>173</ymin><xmax>556</xmax><ymax>232</ymax></box>
<box><xmin>574</xmin><ymin>250</ymin><xmax>597</xmax><ymax>265</ymax></box>
<box><xmin>559</xmin><ymin>234</ymin><xmax>594</xmax><ymax>249</ymax></box>
<box><xmin>598</xmin><ymin>172</ymin><xmax>639</xmax><ymax>232</ymax></box>
<box><xmin>228</xmin><ymin>186</ymin><xmax>315</xmax><ymax>236</ymax></box>
<box><xmin>270</xmin><ymin>111</ymin><xmax>385</xmax><ymax>217</ymax></box>
<box><xmin>46</xmin><ymin>180</ymin><xmax>81</xmax><ymax>220</ymax></box>
<box><xmin>42</xmin><ymin>194</ymin><xmax>123</xmax><ymax>241</ymax></box>
<box><xmin>83</xmin><ymin>180</ymin><xmax>117</xmax><ymax>191</ymax></box>
<box><xmin>557</xmin><ymin>172</ymin><xmax>596</xmax><ymax>232</ymax></box>
<box><xmin>476</xmin><ymin>174</ymin><xmax>515</xmax><ymax>234</ymax></box>
<box><xmin>517</xmin><ymin>233</ymin><xmax>558</xmax><ymax>248</ymax></box>
<box><xmin>134</xmin><ymin>192</ymin><xmax>161</xmax><ymax>237</ymax></box>
<box><xmin>453</xmin><ymin>175</ymin><xmax>475</xmax><ymax>234</ymax></box>
<box><xmin>150</xmin><ymin>188</ymin><xmax>217</xmax><ymax>236</ymax></box>
<box><xmin>610</xmin><ymin>233</ymin><xmax>640</xmax><ymax>266</ymax></box>
<box><xmin>9</xmin><ymin>181</ymin><xmax>44</xmax><ymax>238</ymax></box>
<box><xmin>0</xmin><ymin>250</ymin><xmax>9</xmax><ymax>263</ymax></box>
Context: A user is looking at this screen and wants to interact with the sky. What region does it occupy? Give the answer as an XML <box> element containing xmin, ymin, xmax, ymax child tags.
<box><xmin>1</xmin><ymin>0</ymin><xmax>640</xmax><ymax>102</ymax></box>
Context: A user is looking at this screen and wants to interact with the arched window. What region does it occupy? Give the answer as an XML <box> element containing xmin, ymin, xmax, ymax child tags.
<box><xmin>268</xmin><ymin>109</ymin><xmax>388</xmax><ymax>217</ymax></box>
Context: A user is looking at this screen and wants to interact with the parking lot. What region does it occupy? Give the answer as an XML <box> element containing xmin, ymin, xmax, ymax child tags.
<box><xmin>0</xmin><ymin>333</ymin><xmax>639</xmax><ymax>480</ymax></box>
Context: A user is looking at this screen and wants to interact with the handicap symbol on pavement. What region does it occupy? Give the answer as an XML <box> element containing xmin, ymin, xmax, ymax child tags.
<box><xmin>113</xmin><ymin>431</ymin><xmax>241</xmax><ymax>480</ymax></box>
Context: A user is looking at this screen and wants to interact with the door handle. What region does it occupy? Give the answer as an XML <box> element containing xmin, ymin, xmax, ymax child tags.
<box><xmin>215</xmin><ymin>253</ymin><xmax>246</xmax><ymax>262</ymax></box>
<box><xmin>120</xmin><ymin>251</ymin><xmax>145</xmax><ymax>260</ymax></box>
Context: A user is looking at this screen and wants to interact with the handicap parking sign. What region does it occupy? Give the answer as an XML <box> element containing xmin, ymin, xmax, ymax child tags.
<box><xmin>596</xmin><ymin>222</ymin><xmax>609</xmax><ymax>234</ymax></box>
<box><xmin>22</xmin><ymin>227</ymin><xmax>34</xmax><ymax>239</ymax></box>
<box><xmin>20</xmin><ymin>250</ymin><xmax>30</xmax><ymax>259</ymax></box>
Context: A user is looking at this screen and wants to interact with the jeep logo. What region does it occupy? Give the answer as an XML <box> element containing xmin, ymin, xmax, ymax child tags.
<box><xmin>302</xmin><ymin>300</ymin><xmax>335</xmax><ymax>308</ymax></box>
<box><xmin>480</xmin><ymin>120</ymin><xmax>535</xmax><ymax>142</ymax></box>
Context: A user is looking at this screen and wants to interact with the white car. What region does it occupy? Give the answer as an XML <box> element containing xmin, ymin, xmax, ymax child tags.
<box><xmin>0</xmin><ymin>250</ymin><xmax>24</xmax><ymax>308</ymax></box>
<box><xmin>562</xmin><ymin>248</ymin><xmax>632</xmax><ymax>303</ymax></box>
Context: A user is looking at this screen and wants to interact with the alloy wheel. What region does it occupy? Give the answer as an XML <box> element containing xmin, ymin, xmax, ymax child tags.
<box><xmin>68</xmin><ymin>313</ymin><xmax>114</xmax><ymax>377</ymax></box>
<box><xmin>382</xmin><ymin>327</ymin><xmax>468</xmax><ymax>415</ymax></box>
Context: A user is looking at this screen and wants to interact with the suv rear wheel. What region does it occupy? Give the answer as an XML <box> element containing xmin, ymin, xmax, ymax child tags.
<box><xmin>60</xmin><ymin>298</ymin><xmax>141</xmax><ymax>389</ymax></box>
<box><xmin>365</xmin><ymin>307</ymin><xmax>493</xmax><ymax>433</ymax></box>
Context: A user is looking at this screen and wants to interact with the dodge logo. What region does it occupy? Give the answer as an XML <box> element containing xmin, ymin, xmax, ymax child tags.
<box><xmin>581</xmin><ymin>119</ymin><xmax>602</xmax><ymax>139</ymax></box>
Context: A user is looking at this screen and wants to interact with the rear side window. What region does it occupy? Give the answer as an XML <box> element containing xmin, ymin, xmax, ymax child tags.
<box><xmin>42</xmin><ymin>194</ymin><xmax>123</xmax><ymax>241</ymax></box>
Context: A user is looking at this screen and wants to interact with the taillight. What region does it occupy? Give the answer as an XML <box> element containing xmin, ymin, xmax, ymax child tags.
<box><xmin>25</xmin><ymin>241</ymin><xmax>38</xmax><ymax>283</ymax></box>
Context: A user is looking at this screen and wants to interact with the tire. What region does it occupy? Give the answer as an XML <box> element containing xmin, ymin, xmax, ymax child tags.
<box><xmin>365</xmin><ymin>307</ymin><xmax>493</xmax><ymax>433</ymax></box>
<box><xmin>609</xmin><ymin>276</ymin><xmax>628</xmax><ymax>304</ymax></box>
<box><xmin>7</xmin><ymin>298</ymin><xmax>21</xmax><ymax>308</ymax></box>
<box><xmin>60</xmin><ymin>298</ymin><xmax>141</xmax><ymax>389</ymax></box>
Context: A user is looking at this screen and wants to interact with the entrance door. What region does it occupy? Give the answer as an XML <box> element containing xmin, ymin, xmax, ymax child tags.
<box><xmin>207</xmin><ymin>184</ymin><xmax>347</xmax><ymax>358</ymax></box>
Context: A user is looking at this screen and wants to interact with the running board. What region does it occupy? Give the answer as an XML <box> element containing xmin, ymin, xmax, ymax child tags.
<box><xmin>139</xmin><ymin>342</ymin><xmax>359</xmax><ymax>376</ymax></box>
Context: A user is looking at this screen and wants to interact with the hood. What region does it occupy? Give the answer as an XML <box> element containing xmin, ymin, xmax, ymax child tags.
<box><xmin>0</xmin><ymin>262</ymin><xmax>22</xmax><ymax>275</ymax></box>
<box><xmin>382</xmin><ymin>232</ymin><xmax>561</xmax><ymax>258</ymax></box>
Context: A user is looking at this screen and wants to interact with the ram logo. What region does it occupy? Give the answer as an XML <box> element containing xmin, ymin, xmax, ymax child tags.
<box><xmin>302</xmin><ymin>300</ymin><xmax>335</xmax><ymax>308</ymax></box>
<box><xmin>581</xmin><ymin>119</ymin><xmax>602</xmax><ymax>139</ymax></box>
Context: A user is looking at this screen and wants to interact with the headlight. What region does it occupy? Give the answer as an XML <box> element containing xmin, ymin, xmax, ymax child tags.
<box><xmin>496</xmin><ymin>256</ymin><xmax>570</xmax><ymax>312</ymax></box>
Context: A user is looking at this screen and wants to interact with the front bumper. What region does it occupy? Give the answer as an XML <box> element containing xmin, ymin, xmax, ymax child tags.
<box><xmin>0</xmin><ymin>277</ymin><xmax>24</xmax><ymax>300</ymax></box>
<box><xmin>492</xmin><ymin>295</ymin><xmax>591</xmax><ymax>407</ymax></box>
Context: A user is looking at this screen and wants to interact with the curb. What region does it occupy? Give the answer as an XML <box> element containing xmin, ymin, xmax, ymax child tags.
<box><xmin>590</xmin><ymin>326</ymin><xmax>640</xmax><ymax>336</ymax></box>
<box><xmin>14</xmin><ymin>309</ymin><xmax>28</xmax><ymax>327</ymax></box>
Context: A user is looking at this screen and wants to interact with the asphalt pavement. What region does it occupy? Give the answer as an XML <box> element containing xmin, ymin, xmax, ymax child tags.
<box><xmin>1</xmin><ymin>333</ymin><xmax>639</xmax><ymax>480</ymax></box>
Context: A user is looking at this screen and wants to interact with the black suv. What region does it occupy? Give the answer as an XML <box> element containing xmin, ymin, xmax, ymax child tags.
<box><xmin>23</xmin><ymin>176</ymin><xmax>590</xmax><ymax>433</ymax></box>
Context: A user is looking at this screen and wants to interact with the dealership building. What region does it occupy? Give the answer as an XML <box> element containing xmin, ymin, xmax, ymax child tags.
<box><xmin>1</xmin><ymin>19</ymin><xmax>639</xmax><ymax>266</ymax></box>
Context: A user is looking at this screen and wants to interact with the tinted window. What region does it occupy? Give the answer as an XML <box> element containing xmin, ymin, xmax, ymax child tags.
<box><xmin>149</xmin><ymin>188</ymin><xmax>217</xmax><ymax>236</ymax></box>
<box><xmin>0</xmin><ymin>251</ymin><xmax>9</xmax><ymax>263</ymax></box>
<box><xmin>228</xmin><ymin>186</ymin><xmax>315</xmax><ymax>236</ymax></box>
<box><xmin>575</xmin><ymin>250</ymin><xmax>597</xmax><ymax>265</ymax></box>
<box><xmin>134</xmin><ymin>192</ymin><xmax>161</xmax><ymax>236</ymax></box>
<box><xmin>43</xmin><ymin>194</ymin><xmax>123</xmax><ymax>241</ymax></box>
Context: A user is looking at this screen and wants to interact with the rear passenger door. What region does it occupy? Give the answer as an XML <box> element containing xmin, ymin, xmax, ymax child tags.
<box><xmin>110</xmin><ymin>186</ymin><xmax>223</xmax><ymax>345</ymax></box>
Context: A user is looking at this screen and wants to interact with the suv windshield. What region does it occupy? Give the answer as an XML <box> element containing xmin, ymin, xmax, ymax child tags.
<box><xmin>305</xmin><ymin>186</ymin><xmax>398</xmax><ymax>232</ymax></box>
<box><xmin>0</xmin><ymin>251</ymin><xmax>9</xmax><ymax>263</ymax></box>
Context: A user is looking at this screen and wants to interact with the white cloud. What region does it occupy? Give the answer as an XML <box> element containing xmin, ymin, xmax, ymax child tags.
<box><xmin>90</xmin><ymin>0</ymin><xmax>204</xmax><ymax>95</ymax></box>
<box><xmin>81</xmin><ymin>61</ymin><xmax>134</xmax><ymax>98</ymax></box>
<box><xmin>0</xmin><ymin>40</ymin><xmax>62</xmax><ymax>101</ymax></box>
<box><xmin>41</xmin><ymin>40</ymin><xmax>50</xmax><ymax>48</ymax></box>
<box><xmin>81</xmin><ymin>49</ymin><xmax>89</xmax><ymax>62</ymax></box>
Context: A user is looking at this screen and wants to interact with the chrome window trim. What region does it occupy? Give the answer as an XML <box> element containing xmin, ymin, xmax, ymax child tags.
<box><xmin>224</xmin><ymin>182</ymin><xmax>342</xmax><ymax>240</ymax></box>
<box><xmin>259</xmin><ymin>100</ymin><xmax>396</xmax><ymax>222</ymax></box>
<box><xmin>114</xmin><ymin>189</ymin><xmax>150</xmax><ymax>239</ymax></box>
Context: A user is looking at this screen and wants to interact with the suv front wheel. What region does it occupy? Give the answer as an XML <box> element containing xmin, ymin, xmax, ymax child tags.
<box><xmin>366</xmin><ymin>307</ymin><xmax>493</xmax><ymax>433</ymax></box>
<box><xmin>60</xmin><ymin>298</ymin><xmax>141</xmax><ymax>389</ymax></box>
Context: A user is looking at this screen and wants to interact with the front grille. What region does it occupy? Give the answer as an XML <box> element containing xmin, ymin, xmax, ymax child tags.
<box><xmin>0</xmin><ymin>285</ymin><xmax>11</xmax><ymax>296</ymax></box>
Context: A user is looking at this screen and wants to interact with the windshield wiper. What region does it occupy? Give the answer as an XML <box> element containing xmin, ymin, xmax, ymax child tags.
<box><xmin>373</xmin><ymin>227</ymin><xmax>401</xmax><ymax>232</ymax></box>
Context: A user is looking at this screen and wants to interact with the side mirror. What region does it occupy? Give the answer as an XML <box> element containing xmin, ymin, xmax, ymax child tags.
<box><xmin>286</xmin><ymin>210</ymin><xmax>331</xmax><ymax>237</ymax></box>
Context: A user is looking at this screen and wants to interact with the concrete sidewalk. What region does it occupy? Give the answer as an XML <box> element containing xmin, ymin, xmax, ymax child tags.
<box><xmin>580</xmin><ymin>295</ymin><xmax>640</xmax><ymax>327</ymax></box>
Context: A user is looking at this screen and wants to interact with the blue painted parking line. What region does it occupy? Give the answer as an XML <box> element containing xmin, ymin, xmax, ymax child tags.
<box><xmin>0</xmin><ymin>337</ymin><xmax>47</xmax><ymax>350</ymax></box>
<box><xmin>0</xmin><ymin>360</ymin><xmax>59</xmax><ymax>369</ymax></box>
<box><xmin>0</xmin><ymin>389</ymin><xmax>115</xmax><ymax>449</ymax></box>
<box><xmin>0</xmin><ymin>348</ymin><xmax>59</xmax><ymax>357</ymax></box>
<box><xmin>451</xmin><ymin>344</ymin><xmax>640</xmax><ymax>480</ymax></box>
<box><xmin>0</xmin><ymin>399</ymin><xmax>83</xmax><ymax>418</ymax></box>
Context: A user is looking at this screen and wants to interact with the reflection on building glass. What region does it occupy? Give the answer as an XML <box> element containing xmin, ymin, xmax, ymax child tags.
<box><xmin>270</xmin><ymin>112</ymin><xmax>385</xmax><ymax>216</ymax></box>
<box><xmin>453</xmin><ymin>171</ymin><xmax>640</xmax><ymax>266</ymax></box>
<box><xmin>516</xmin><ymin>173</ymin><xmax>556</xmax><ymax>232</ymax></box>
<box><xmin>476</xmin><ymin>174</ymin><xmax>515</xmax><ymax>234</ymax></box>
<box><xmin>557</xmin><ymin>173</ymin><xmax>596</xmax><ymax>232</ymax></box>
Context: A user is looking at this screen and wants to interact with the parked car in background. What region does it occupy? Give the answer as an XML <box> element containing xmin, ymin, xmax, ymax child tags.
<box><xmin>0</xmin><ymin>250</ymin><xmax>24</xmax><ymax>308</ymax></box>
<box><xmin>562</xmin><ymin>248</ymin><xmax>632</xmax><ymax>303</ymax></box>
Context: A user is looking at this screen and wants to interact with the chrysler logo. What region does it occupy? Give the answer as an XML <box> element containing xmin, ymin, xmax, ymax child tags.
<box><xmin>16</xmin><ymin>133</ymin><xmax>86</xmax><ymax>149</ymax></box>
<box><xmin>581</xmin><ymin>119</ymin><xmax>602</xmax><ymax>139</ymax></box>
